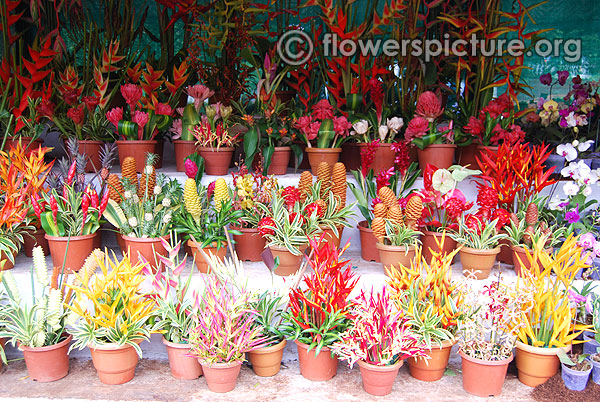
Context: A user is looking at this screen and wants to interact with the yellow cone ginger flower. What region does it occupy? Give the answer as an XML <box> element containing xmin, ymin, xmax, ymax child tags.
<box><xmin>184</xmin><ymin>178</ymin><xmax>202</xmax><ymax>221</ymax></box>
<box><xmin>213</xmin><ymin>178</ymin><xmax>229</xmax><ymax>212</ymax></box>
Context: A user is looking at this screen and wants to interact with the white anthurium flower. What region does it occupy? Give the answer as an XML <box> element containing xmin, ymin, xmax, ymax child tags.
<box><xmin>378</xmin><ymin>125</ymin><xmax>389</xmax><ymax>141</ymax></box>
<box><xmin>386</xmin><ymin>117</ymin><xmax>404</xmax><ymax>133</ymax></box>
<box><xmin>556</xmin><ymin>143</ymin><xmax>577</xmax><ymax>162</ymax></box>
<box><xmin>577</xmin><ymin>140</ymin><xmax>594</xmax><ymax>152</ymax></box>
<box><xmin>352</xmin><ymin>120</ymin><xmax>369</xmax><ymax>135</ymax></box>
<box><xmin>432</xmin><ymin>169</ymin><xmax>456</xmax><ymax>194</ymax></box>
<box><xmin>562</xmin><ymin>181</ymin><xmax>580</xmax><ymax>196</ymax></box>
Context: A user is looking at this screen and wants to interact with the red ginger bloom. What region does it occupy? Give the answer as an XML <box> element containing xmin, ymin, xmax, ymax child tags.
<box><xmin>282</xmin><ymin>186</ymin><xmax>301</xmax><ymax>208</ymax></box>
<box><xmin>404</xmin><ymin>116</ymin><xmax>429</xmax><ymax>141</ymax></box>
<box><xmin>376</xmin><ymin>167</ymin><xmax>394</xmax><ymax>192</ymax></box>
<box><xmin>312</xmin><ymin>99</ymin><xmax>334</xmax><ymax>120</ymax></box>
<box><xmin>390</xmin><ymin>141</ymin><xmax>409</xmax><ymax>174</ymax></box>
<box><xmin>304</xmin><ymin>202</ymin><xmax>324</xmax><ymax>218</ymax></box>
<box><xmin>445</xmin><ymin>196</ymin><xmax>471</xmax><ymax>220</ymax></box>
<box><xmin>289</xmin><ymin>211</ymin><xmax>307</xmax><ymax>225</ymax></box>
<box><xmin>360</xmin><ymin>140</ymin><xmax>380</xmax><ymax>175</ymax></box>
<box><xmin>492</xmin><ymin>208</ymin><xmax>510</xmax><ymax>230</ymax></box>
<box><xmin>477</xmin><ymin>186</ymin><xmax>499</xmax><ymax>210</ymax></box>
<box><xmin>67</xmin><ymin>104</ymin><xmax>85</xmax><ymax>126</ymax></box>
<box><xmin>106</xmin><ymin>107</ymin><xmax>123</xmax><ymax>128</ymax></box>
<box><xmin>82</xmin><ymin>96</ymin><xmax>99</xmax><ymax>112</ymax></box>
<box><xmin>463</xmin><ymin>116</ymin><xmax>484</xmax><ymax>137</ymax></box>
<box><xmin>121</xmin><ymin>83</ymin><xmax>143</xmax><ymax>110</ymax></box>
<box><xmin>415</xmin><ymin>91</ymin><xmax>443</xmax><ymax>121</ymax></box>
<box><xmin>258</xmin><ymin>217</ymin><xmax>275</xmax><ymax>236</ymax></box>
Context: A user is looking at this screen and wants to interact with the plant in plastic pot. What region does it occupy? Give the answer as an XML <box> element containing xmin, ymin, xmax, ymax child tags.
<box><xmin>331</xmin><ymin>289</ymin><xmax>428</xmax><ymax>396</ymax></box>
<box><xmin>66</xmin><ymin>249</ymin><xmax>155</xmax><ymax>384</ymax></box>
<box><xmin>559</xmin><ymin>352</ymin><xmax>592</xmax><ymax>391</ymax></box>
<box><xmin>457</xmin><ymin>276</ymin><xmax>534</xmax><ymax>397</ymax></box>
<box><xmin>513</xmin><ymin>235</ymin><xmax>591</xmax><ymax>387</ymax></box>
<box><xmin>0</xmin><ymin>246</ymin><xmax>74</xmax><ymax>382</ymax></box>
<box><xmin>188</xmin><ymin>275</ymin><xmax>264</xmax><ymax>393</ymax></box>
<box><xmin>103</xmin><ymin>153</ymin><xmax>181</xmax><ymax>271</ymax></box>
<box><xmin>280</xmin><ymin>236</ymin><xmax>358</xmax><ymax>381</ymax></box>
<box><xmin>145</xmin><ymin>236</ymin><xmax>202</xmax><ymax>380</ymax></box>
<box><xmin>387</xmin><ymin>240</ymin><xmax>464</xmax><ymax>382</ymax></box>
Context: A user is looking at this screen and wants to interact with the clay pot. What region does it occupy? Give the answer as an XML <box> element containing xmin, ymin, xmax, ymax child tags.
<box><xmin>247</xmin><ymin>339</ymin><xmax>286</xmax><ymax>377</ymax></box>
<box><xmin>198</xmin><ymin>146</ymin><xmax>234</xmax><ymax>175</ymax></box>
<box><xmin>318</xmin><ymin>225</ymin><xmax>344</xmax><ymax>249</ymax></box>
<box><xmin>0</xmin><ymin>337</ymin><xmax>5</xmax><ymax>369</ymax></box>
<box><xmin>456</xmin><ymin>143</ymin><xmax>481</xmax><ymax>169</ymax></box>
<box><xmin>478</xmin><ymin>144</ymin><xmax>498</xmax><ymax>157</ymax></box>
<box><xmin>417</xmin><ymin>144</ymin><xmax>456</xmax><ymax>171</ymax></box>
<box><xmin>173</xmin><ymin>140</ymin><xmax>198</xmax><ymax>172</ymax></box>
<box><xmin>497</xmin><ymin>237</ymin><xmax>513</xmax><ymax>264</ymax></box>
<box><xmin>162</xmin><ymin>337</ymin><xmax>202</xmax><ymax>380</ymax></box>
<box><xmin>187</xmin><ymin>240</ymin><xmax>227</xmax><ymax>273</ymax></box>
<box><xmin>421</xmin><ymin>230</ymin><xmax>457</xmax><ymax>264</ymax></box>
<box><xmin>515</xmin><ymin>341</ymin><xmax>571</xmax><ymax>387</ymax></box>
<box><xmin>116</xmin><ymin>140</ymin><xmax>159</xmax><ymax>173</ymax></box>
<box><xmin>200</xmin><ymin>360</ymin><xmax>242</xmax><ymax>393</ymax></box>
<box><xmin>267</xmin><ymin>147</ymin><xmax>291</xmax><ymax>175</ymax></box>
<box><xmin>155</xmin><ymin>140</ymin><xmax>164</xmax><ymax>168</ymax></box>
<box><xmin>407</xmin><ymin>339</ymin><xmax>455</xmax><ymax>382</ymax></box>
<box><xmin>269</xmin><ymin>245</ymin><xmax>307</xmax><ymax>276</ymax></box>
<box><xmin>358</xmin><ymin>143</ymin><xmax>396</xmax><ymax>176</ymax></box>
<box><xmin>295</xmin><ymin>340</ymin><xmax>337</xmax><ymax>381</ymax></box>
<box><xmin>122</xmin><ymin>234</ymin><xmax>170</xmax><ymax>273</ymax></box>
<box><xmin>20</xmin><ymin>334</ymin><xmax>72</xmax><ymax>382</ymax></box>
<box><xmin>76</xmin><ymin>140</ymin><xmax>104</xmax><ymax>172</ymax></box>
<box><xmin>232</xmin><ymin>227</ymin><xmax>265</xmax><ymax>262</ymax></box>
<box><xmin>0</xmin><ymin>251</ymin><xmax>15</xmax><ymax>271</ymax></box>
<box><xmin>89</xmin><ymin>341</ymin><xmax>142</xmax><ymax>385</ymax></box>
<box><xmin>357</xmin><ymin>359</ymin><xmax>402</xmax><ymax>396</ymax></box>
<box><xmin>459</xmin><ymin>246</ymin><xmax>500</xmax><ymax>280</ymax></box>
<box><xmin>460</xmin><ymin>350</ymin><xmax>513</xmax><ymax>397</ymax></box>
<box><xmin>357</xmin><ymin>221</ymin><xmax>380</xmax><ymax>262</ymax></box>
<box><xmin>511</xmin><ymin>245</ymin><xmax>552</xmax><ymax>277</ymax></box>
<box><xmin>45</xmin><ymin>233</ymin><xmax>98</xmax><ymax>273</ymax></box>
<box><xmin>3</xmin><ymin>137</ymin><xmax>42</xmax><ymax>153</ymax></box>
<box><xmin>116</xmin><ymin>233</ymin><xmax>126</xmax><ymax>254</ymax></box>
<box><xmin>376</xmin><ymin>243</ymin><xmax>416</xmax><ymax>275</ymax></box>
<box><xmin>23</xmin><ymin>228</ymin><xmax>50</xmax><ymax>257</ymax></box>
<box><xmin>340</xmin><ymin>142</ymin><xmax>361</xmax><ymax>172</ymax></box>
<box><xmin>305</xmin><ymin>147</ymin><xmax>341</xmax><ymax>175</ymax></box>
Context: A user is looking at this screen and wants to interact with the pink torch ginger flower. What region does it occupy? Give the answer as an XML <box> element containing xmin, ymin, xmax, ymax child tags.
<box><xmin>333</xmin><ymin>116</ymin><xmax>353</xmax><ymax>137</ymax></box>
<box><xmin>404</xmin><ymin>116</ymin><xmax>430</xmax><ymax>141</ymax></box>
<box><xmin>120</xmin><ymin>83</ymin><xmax>143</xmax><ymax>111</ymax></box>
<box><xmin>311</xmin><ymin>99</ymin><xmax>334</xmax><ymax>120</ymax></box>
<box><xmin>416</xmin><ymin>91</ymin><xmax>443</xmax><ymax>121</ymax></box>
<box><xmin>132</xmin><ymin>110</ymin><xmax>149</xmax><ymax>139</ymax></box>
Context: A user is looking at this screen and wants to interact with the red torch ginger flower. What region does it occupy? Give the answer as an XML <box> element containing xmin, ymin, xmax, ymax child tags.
<box><xmin>415</xmin><ymin>91</ymin><xmax>443</xmax><ymax>121</ymax></box>
<box><xmin>404</xmin><ymin>116</ymin><xmax>430</xmax><ymax>141</ymax></box>
<box><xmin>67</xmin><ymin>104</ymin><xmax>85</xmax><ymax>126</ymax></box>
<box><xmin>106</xmin><ymin>107</ymin><xmax>123</xmax><ymax>128</ymax></box>
<box><xmin>121</xmin><ymin>83</ymin><xmax>143</xmax><ymax>110</ymax></box>
<box><xmin>132</xmin><ymin>110</ymin><xmax>149</xmax><ymax>139</ymax></box>
<box><xmin>477</xmin><ymin>186</ymin><xmax>499</xmax><ymax>211</ymax></box>
<box><xmin>312</xmin><ymin>99</ymin><xmax>334</xmax><ymax>120</ymax></box>
<box><xmin>155</xmin><ymin>103</ymin><xmax>172</xmax><ymax>116</ymax></box>
<box><xmin>333</xmin><ymin>116</ymin><xmax>352</xmax><ymax>137</ymax></box>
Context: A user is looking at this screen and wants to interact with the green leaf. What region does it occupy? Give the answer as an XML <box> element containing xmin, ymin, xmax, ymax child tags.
<box><xmin>102</xmin><ymin>200</ymin><xmax>126</xmax><ymax>229</ymax></box>
<box><xmin>117</xmin><ymin>120</ymin><xmax>138</xmax><ymax>140</ymax></box>
<box><xmin>262</xmin><ymin>145</ymin><xmax>274</xmax><ymax>173</ymax></box>
<box><xmin>243</xmin><ymin>127</ymin><xmax>259</xmax><ymax>170</ymax></box>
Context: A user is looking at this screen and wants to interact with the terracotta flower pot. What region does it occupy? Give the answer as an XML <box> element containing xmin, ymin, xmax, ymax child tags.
<box><xmin>460</xmin><ymin>350</ymin><xmax>513</xmax><ymax>397</ymax></box>
<box><xmin>357</xmin><ymin>221</ymin><xmax>380</xmax><ymax>262</ymax></box>
<box><xmin>376</xmin><ymin>243</ymin><xmax>416</xmax><ymax>275</ymax></box>
<box><xmin>200</xmin><ymin>360</ymin><xmax>242</xmax><ymax>393</ymax></box>
<box><xmin>417</xmin><ymin>144</ymin><xmax>456</xmax><ymax>171</ymax></box>
<box><xmin>3</xmin><ymin>137</ymin><xmax>42</xmax><ymax>153</ymax></box>
<box><xmin>0</xmin><ymin>251</ymin><xmax>15</xmax><ymax>271</ymax></box>
<box><xmin>187</xmin><ymin>240</ymin><xmax>227</xmax><ymax>273</ymax></box>
<box><xmin>20</xmin><ymin>334</ymin><xmax>72</xmax><ymax>382</ymax></box>
<box><xmin>45</xmin><ymin>233</ymin><xmax>98</xmax><ymax>273</ymax></box>
<box><xmin>305</xmin><ymin>147</ymin><xmax>341</xmax><ymax>175</ymax></box>
<box><xmin>456</xmin><ymin>143</ymin><xmax>481</xmax><ymax>169</ymax></box>
<box><xmin>247</xmin><ymin>339</ymin><xmax>286</xmax><ymax>377</ymax></box>
<box><xmin>421</xmin><ymin>230</ymin><xmax>457</xmax><ymax>264</ymax></box>
<box><xmin>515</xmin><ymin>341</ymin><xmax>571</xmax><ymax>387</ymax></box>
<box><xmin>459</xmin><ymin>246</ymin><xmax>500</xmax><ymax>280</ymax></box>
<box><xmin>511</xmin><ymin>245</ymin><xmax>552</xmax><ymax>277</ymax></box>
<box><xmin>232</xmin><ymin>227</ymin><xmax>265</xmax><ymax>262</ymax></box>
<box><xmin>317</xmin><ymin>225</ymin><xmax>344</xmax><ymax>249</ymax></box>
<box><xmin>340</xmin><ymin>142</ymin><xmax>361</xmax><ymax>172</ymax></box>
<box><xmin>198</xmin><ymin>146</ymin><xmax>234</xmax><ymax>175</ymax></box>
<box><xmin>89</xmin><ymin>341</ymin><xmax>141</xmax><ymax>385</ymax></box>
<box><xmin>173</xmin><ymin>140</ymin><xmax>198</xmax><ymax>172</ymax></box>
<box><xmin>407</xmin><ymin>339</ymin><xmax>455</xmax><ymax>382</ymax></box>
<box><xmin>357</xmin><ymin>359</ymin><xmax>402</xmax><ymax>396</ymax></box>
<box><xmin>358</xmin><ymin>143</ymin><xmax>396</xmax><ymax>176</ymax></box>
<box><xmin>295</xmin><ymin>340</ymin><xmax>337</xmax><ymax>381</ymax></box>
<box><xmin>116</xmin><ymin>140</ymin><xmax>159</xmax><ymax>173</ymax></box>
<box><xmin>162</xmin><ymin>337</ymin><xmax>202</xmax><ymax>380</ymax></box>
<box><xmin>269</xmin><ymin>245</ymin><xmax>307</xmax><ymax>276</ymax></box>
<box><xmin>497</xmin><ymin>237</ymin><xmax>513</xmax><ymax>264</ymax></box>
<box><xmin>122</xmin><ymin>234</ymin><xmax>170</xmax><ymax>273</ymax></box>
<box><xmin>267</xmin><ymin>146</ymin><xmax>291</xmax><ymax>175</ymax></box>
<box><xmin>23</xmin><ymin>228</ymin><xmax>50</xmax><ymax>257</ymax></box>
<box><xmin>74</xmin><ymin>140</ymin><xmax>104</xmax><ymax>173</ymax></box>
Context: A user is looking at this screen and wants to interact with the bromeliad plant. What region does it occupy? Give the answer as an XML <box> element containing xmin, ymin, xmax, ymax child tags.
<box><xmin>66</xmin><ymin>249</ymin><xmax>155</xmax><ymax>356</ymax></box>
<box><xmin>331</xmin><ymin>288</ymin><xmax>428</xmax><ymax>367</ymax></box>
<box><xmin>281</xmin><ymin>237</ymin><xmax>359</xmax><ymax>354</ymax></box>
<box><xmin>0</xmin><ymin>247</ymin><xmax>72</xmax><ymax>347</ymax></box>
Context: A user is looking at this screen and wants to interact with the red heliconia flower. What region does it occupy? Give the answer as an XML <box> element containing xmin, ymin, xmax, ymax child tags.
<box><xmin>477</xmin><ymin>186</ymin><xmax>499</xmax><ymax>210</ymax></box>
<box><xmin>258</xmin><ymin>217</ymin><xmax>276</xmax><ymax>236</ymax></box>
<box><xmin>415</xmin><ymin>91</ymin><xmax>443</xmax><ymax>121</ymax></box>
<box><xmin>304</xmin><ymin>202</ymin><xmax>324</xmax><ymax>218</ymax></box>
<box><xmin>282</xmin><ymin>186</ymin><xmax>301</xmax><ymax>208</ymax></box>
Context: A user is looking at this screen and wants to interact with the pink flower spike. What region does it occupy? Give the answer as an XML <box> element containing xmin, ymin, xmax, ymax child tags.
<box><xmin>173</xmin><ymin>259</ymin><xmax>186</xmax><ymax>276</ymax></box>
<box><xmin>169</xmin><ymin>242</ymin><xmax>181</xmax><ymax>259</ymax></box>
<box><xmin>157</xmin><ymin>254</ymin><xmax>174</xmax><ymax>269</ymax></box>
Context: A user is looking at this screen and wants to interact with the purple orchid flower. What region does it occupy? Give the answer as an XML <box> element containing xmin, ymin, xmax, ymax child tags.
<box><xmin>557</xmin><ymin>70</ymin><xmax>569</xmax><ymax>86</ymax></box>
<box><xmin>540</xmin><ymin>73</ymin><xmax>552</xmax><ymax>86</ymax></box>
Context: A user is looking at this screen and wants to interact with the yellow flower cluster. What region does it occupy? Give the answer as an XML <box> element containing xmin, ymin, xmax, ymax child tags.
<box><xmin>235</xmin><ymin>174</ymin><xmax>255</xmax><ymax>209</ymax></box>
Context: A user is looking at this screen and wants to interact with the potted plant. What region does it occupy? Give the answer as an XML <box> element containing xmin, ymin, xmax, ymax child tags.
<box><xmin>176</xmin><ymin>176</ymin><xmax>242</xmax><ymax>273</ymax></box>
<box><xmin>171</xmin><ymin>84</ymin><xmax>213</xmax><ymax>172</ymax></box>
<box><xmin>66</xmin><ymin>249</ymin><xmax>155</xmax><ymax>385</ymax></box>
<box><xmin>457</xmin><ymin>276</ymin><xmax>533</xmax><ymax>397</ymax></box>
<box><xmin>102</xmin><ymin>154</ymin><xmax>181</xmax><ymax>272</ymax></box>
<box><xmin>388</xmin><ymin>240</ymin><xmax>463</xmax><ymax>382</ymax></box>
<box><xmin>146</xmin><ymin>237</ymin><xmax>202</xmax><ymax>380</ymax></box>
<box><xmin>281</xmin><ymin>236</ymin><xmax>358</xmax><ymax>381</ymax></box>
<box><xmin>417</xmin><ymin>164</ymin><xmax>480</xmax><ymax>263</ymax></box>
<box><xmin>559</xmin><ymin>353</ymin><xmax>593</xmax><ymax>391</ymax></box>
<box><xmin>355</xmin><ymin>118</ymin><xmax>408</xmax><ymax>176</ymax></box>
<box><xmin>1</xmin><ymin>98</ymin><xmax>44</xmax><ymax>152</ymax></box>
<box><xmin>331</xmin><ymin>289</ymin><xmax>428</xmax><ymax>396</ymax></box>
<box><xmin>449</xmin><ymin>216</ymin><xmax>507</xmax><ymax>280</ymax></box>
<box><xmin>0</xmin><ymin>247</ymin><xmax>73</xmax><ymax>382</ymax></box>
<box><xmin>513</xmin><ymin>235</ymin><xmax>591</xmax><ymax>387</ymax></box>
<box><xmin>0</xmin><ymin>179</ymin><xmax>32</xmax><ymax>271</ymax></box>
<box><xmin>406</xmin><ymin>91</ymin><xmax>457</xmax><ymax>171</ymax></box>
<box><xmin>373</xmin><ymin>218</ymin><xmax>422</xmax><ymax>275</ymax></box>
<box><xmin>38</xmin><ymin>158</ymin><xmax>110</xmax><ymax>273</ymax></box>
<box><xmin>294</xmin><ymin>99</ymin><xmax>353</xmax><ymax>174</ymax></box>
<box><xmin>188</xmin><ymin>275</ymin><xmax>264</xmax><ymax>393</ymax></box>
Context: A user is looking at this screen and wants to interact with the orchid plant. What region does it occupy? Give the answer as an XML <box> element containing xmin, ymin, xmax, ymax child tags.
<box><xmin>331</xmin><ymin>288</ymin><xmax>428</xmax><ymax>367</ymax></box>
<box><xmin>230</xmin><ymin>165</ymin><xmax>277</xmax><ymax>229</ymax></box>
